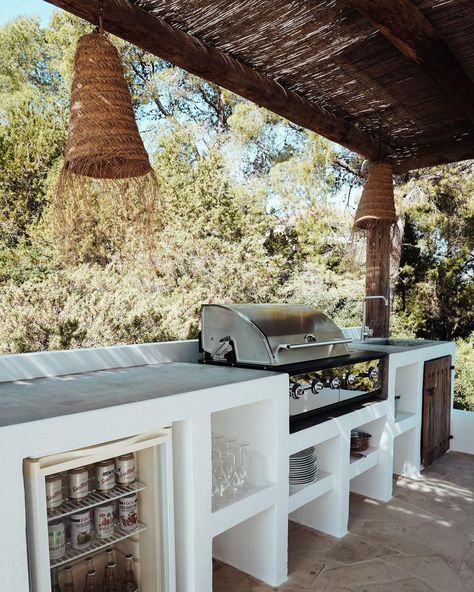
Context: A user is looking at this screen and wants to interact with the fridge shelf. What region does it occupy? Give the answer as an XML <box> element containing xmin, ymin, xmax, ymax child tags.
<box><xmin>50</xmin><ymin>522</ymin><xmax>147</xmax><ymax>569</ymax></box>
<box><xmin>47</xmin><ymin>480</ymin><xmax>147</xmax><ymax>522</ymax></box>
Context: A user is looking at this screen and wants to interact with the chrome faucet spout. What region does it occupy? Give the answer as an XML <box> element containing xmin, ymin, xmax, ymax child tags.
<box><xmin>361</xmin><ymin>295</ymin><xmax>389</xmax><ymax>341</ymax></box>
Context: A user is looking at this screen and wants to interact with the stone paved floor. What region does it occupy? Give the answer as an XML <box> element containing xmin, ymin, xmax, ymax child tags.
<box><xmin>213</xmin><ymin>451</ymin><xmax>474</xmax><ymax>591</ymax></box>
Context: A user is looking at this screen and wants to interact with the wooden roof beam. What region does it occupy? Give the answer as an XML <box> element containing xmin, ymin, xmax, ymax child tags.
<box><xmin>348</xmin><ymin>0</ymin><xmax>474</xmax><ymax>125</ymax></box>
<box><xmin>44</xmin><ymin>0</ymin><xmax>387</xmax><ymax>159</ymax></box>
<box><xmin>389</xmin><ymin>135</ymin><xmax>474</xmax><ymax>173</ymax></box>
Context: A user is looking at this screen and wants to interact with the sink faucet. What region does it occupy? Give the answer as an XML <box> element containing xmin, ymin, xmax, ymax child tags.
<box><xmin>361</xmin><ymin>295</ymin><xmax>389</xmax><ymax>341</ymax></box>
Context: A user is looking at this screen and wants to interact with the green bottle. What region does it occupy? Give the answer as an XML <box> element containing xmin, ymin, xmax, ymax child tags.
<box><xmin>51</xmin><ymin>568</ymin><xmax>62</xmax><ymax>592</ymax></box>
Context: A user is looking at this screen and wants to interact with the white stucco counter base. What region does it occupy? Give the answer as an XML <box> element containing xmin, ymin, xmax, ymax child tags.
<box><xmin>0</xmin><ymin>336</ymin><xmax>461</xmax><ymax>592</ymax></box>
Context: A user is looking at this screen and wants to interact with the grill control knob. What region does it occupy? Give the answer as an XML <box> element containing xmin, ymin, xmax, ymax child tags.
<box><xmin>344</xmin><ymin>373</ymin><xmax>356</xmax><ymax>386</ymax></box>
<box><xmin>330</xmin><ymin>376</ymin><xmax>341</xmax><ymax>390</ymax></box>
<box><xmin>367</xmin><ymin>366</ymin><xmax>379</xmax><ymax>381</ymax></box>
<box><xmin>290</xmin><ymin>383</ymin><xmax>305</xmax><ymax>400</ymax></box>
<box><xmin>311</xmin><ymin>379</ymin><xmax>325</xmax><ymax>394</ymax></box>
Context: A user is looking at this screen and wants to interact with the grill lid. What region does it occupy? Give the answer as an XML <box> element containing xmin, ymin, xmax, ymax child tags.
<box><xmin>200</xmin><ymin>304</ymin><xmax>351</xmax><ymax>366</ymax></box>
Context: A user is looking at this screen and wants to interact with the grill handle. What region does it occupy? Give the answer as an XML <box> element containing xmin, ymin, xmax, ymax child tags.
<box><xmin>278</xmin><ymin>338</ymin><xmax>352</xmax><ymax>351</ymax></box>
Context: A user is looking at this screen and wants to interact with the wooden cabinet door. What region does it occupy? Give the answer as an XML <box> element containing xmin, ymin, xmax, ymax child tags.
<box><xmin>422</xmin><ymin>356</ymin><xmax>452</xmax><ymax>467</ymax></box>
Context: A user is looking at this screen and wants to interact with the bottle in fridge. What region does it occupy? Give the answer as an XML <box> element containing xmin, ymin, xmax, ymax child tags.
<box><xmin>24</xmin><ymin>430</ymin><xmax>175</xmax><ymax>592</ymax></box>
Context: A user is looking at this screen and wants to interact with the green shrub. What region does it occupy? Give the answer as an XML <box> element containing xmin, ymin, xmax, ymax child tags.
<box><xmin>454</xmin><ymin>336</ymin><xmax>474</xmax><ymax>411</ymax></box>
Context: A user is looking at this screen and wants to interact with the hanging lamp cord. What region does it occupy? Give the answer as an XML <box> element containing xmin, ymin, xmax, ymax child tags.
<box><xmin>96</xmin><ymin>0</ymin><xmax>104</xmax><ymax>33</ymax></box>
<box><xmin>377</xmin><ymin>118</ymin><xmax>382</xmax><ymax>163</ymax></box>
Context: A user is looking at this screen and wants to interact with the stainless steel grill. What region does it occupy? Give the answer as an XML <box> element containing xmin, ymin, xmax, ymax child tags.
<box><xmin>200</xmin><ymin>303</ymin><xmax>351</xmax><ymax>366</ymax></box>
<box><xmin>200</xmin><ymin>303</ymin><xmax>387</xmax><ymax>431</ymax></box>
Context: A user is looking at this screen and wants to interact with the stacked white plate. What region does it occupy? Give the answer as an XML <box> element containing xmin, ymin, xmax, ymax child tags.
<box><xmin>289</xmin><ymin>446</ymin><xmax>318</xmax><ymax>486</ymax></box>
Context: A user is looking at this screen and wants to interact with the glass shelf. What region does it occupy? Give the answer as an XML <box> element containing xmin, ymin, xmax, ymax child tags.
<box><xmin>50</xmin><ymin>522</ymin><xmax>147</xmax><ymax>569</ymax></box>
<box><xmin>47</xmin><ymin>480</ymin><xmax>147</xmax><ymax>522</ymax></box>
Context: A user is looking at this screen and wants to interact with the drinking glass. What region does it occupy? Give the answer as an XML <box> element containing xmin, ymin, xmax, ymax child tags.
<box><xmin>211</xmin><ymin>463</ymin><xmax>220</xmax><ymax>507</ymax></box>
<box><xmin>237</xmin><ymin>442</ymin><xmax>249</xmax><ymax>493</ymax></box>
<box><xmin>223</xmin><ymin>437</ymin><xmax>238</xmax><ymax>480</ymax></box>
<box><xmin>228</xmin><ymin>450</ymin><xmax>242</xmax><ymax>498</ymax></box>
<box><xmin>214</xmin><ymin>458</ymin><xmax>231</xmax><ymax>506</ymax></box>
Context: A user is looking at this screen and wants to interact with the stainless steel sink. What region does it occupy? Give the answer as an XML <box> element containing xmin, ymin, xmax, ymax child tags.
<box><xmin>364</xmin><ymin>338</ymin><xmax>436</xmax><ymax>347</ymax></box>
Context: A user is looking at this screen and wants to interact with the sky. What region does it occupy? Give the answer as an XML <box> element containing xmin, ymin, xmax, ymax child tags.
<box><xmin>0</xmin><ymin>0</ymin><xmax>55</xmax><ymax>25</ymax></box>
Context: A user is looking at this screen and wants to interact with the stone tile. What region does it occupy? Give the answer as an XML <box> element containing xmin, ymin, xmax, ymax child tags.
<box><xmin>213</xmin><ymin>452</ymin><xmax>474</xmax><ymax>592</ymax></box>
<box><xmin>286</xmin><ymin>553</ymin><xmax>326</xmax><ymax>588</ymax></box>
<box><xmin>409</xmin><ymin>519</ymin><xmax>470</xmax><ymax>568</ymax></box>
<box><xmin>288</xmin><ymin>520</ymin><xmax>304</xmax><ymax>535</ymax></box>
<box><xmin>351</xmin><ymin>577</ymin><xmax>435</xmax><ymax>591</ymax></box>
<box><xmin>347</xmin><ymin>518</ymin><xmax>440</xmax><ymax>558</ymax></box>
<box><xmin>213</xmin><ymin>558</ymin><xmax>226</xmax><ymax>572</ymax></box>
<box><xmin>288</xmin><ymin>524</ymin><xmax>337</xmax><ymax>556</ymax></box>
<box><xmin>287</xmin><ymin>550</ymin><xmax>343</xmax><ymax>589</ymax></box>
<box><xmin>315</xmin><ymin>559</ymin><xmax>408</xmax><ymax>590</ymax></box>
<box><xmin>212</xmin><ymin>564</ymin><xmax>267</xmax><ymax>592</ymax></box>
<box><xmin>325</xmin><ymin>533</ymin><xmax>398</xmax><ymax>563</ymax></box>
<box><xmin>383</xmin><ymin>555</ymin><xmax>464</xmax><ymax>592</ymax></box>
<box><xmin>263</xmin><ymin>588</ymin><xmax>315</xmax><ymax>592</ymax></box>
<box><xmin>432</xmin><ymin>451</ymin><xmax>474</xmax><ymax>471</ymax></box>
<box><xmin>349</xmin><ymin>493</ymin><xmax>439</xmax><ymax>524</ymax></box>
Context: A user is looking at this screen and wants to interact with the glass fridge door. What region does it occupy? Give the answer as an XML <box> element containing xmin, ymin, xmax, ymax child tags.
<box><xmin>24</xmin><ymin>429</ymin><xmax>175</xmax><ymax>592</ymax></box>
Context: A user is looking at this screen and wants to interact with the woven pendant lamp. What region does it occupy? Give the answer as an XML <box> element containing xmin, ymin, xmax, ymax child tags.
<box><xmin>354</xmin><ymin>162</ymin><xmax>397</xmax><ymax>230</ymax></box>
<box><xmin>53</xmin><ymin>29</ymin><xmax>160</xmax><ymax>258</ymax></box>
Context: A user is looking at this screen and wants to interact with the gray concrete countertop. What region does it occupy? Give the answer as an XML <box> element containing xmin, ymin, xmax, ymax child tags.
<box><xmin>0</xmin><ymin>362</ymin><xmax>276</xmax><ymax>428</ymax></box>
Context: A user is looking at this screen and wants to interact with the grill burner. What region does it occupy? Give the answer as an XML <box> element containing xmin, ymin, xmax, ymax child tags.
<box><xmin>199</xmin><ymin>304</ymin><xmax>387</xmax><ymax>430</ymax></box>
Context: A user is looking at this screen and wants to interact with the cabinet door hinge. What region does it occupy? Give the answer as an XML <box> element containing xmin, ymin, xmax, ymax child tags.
<box><xmin>449</xmin><ymin>435</ymin><xmax>454</xmax><ymax>440</ymax></box>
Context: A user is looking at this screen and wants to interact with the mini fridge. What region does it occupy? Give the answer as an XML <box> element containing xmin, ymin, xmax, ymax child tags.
<box><xmin>24</xmin><ymin>429</ymin><xmax>175</xmax><ymax>592</ymax></box>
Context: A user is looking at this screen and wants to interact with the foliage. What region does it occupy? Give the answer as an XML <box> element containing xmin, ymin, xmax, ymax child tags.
<box><xmin>453</xmin><ymin>336</ymin><xmax>474</xmax><ymax>412</ymax></box>
<box><xmin>394</xmin><ymin>164</ymin><xmax>474</xmax><ymax>341</ymax></box>
<box><xmin>0</xmin><ymin>13</ymin><xmax>472</xmax><ymax>410</ymax></box>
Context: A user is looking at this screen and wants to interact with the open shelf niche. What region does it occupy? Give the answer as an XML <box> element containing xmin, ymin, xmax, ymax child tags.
<box><xmin>210</xmin><ymin>397</ymin><xmax>287</xmax><ymax>588</ymax></box>
<box><xmin>393</xmin><ymin>426</ymin><xmax>419</xmax><ymax>478</ymax></box>
<box><xmin>288</xmin><ymin>425</ymin><xmax>347</xmax><ymax>539</ymax></box>
<box><xmin>289</xmin><ymin>436</ymin><xmax>338</xmax><ymax>513</ymax></box>
<box><xmin>210</xmin><ymin>398</ymin><xmax>279</xmax><ymax>517</ymax></box>
<box><xmin>349</xmin><ymin>416</ymin><xmax>386</xmax><ymax>475</ymax></box>
<box><xmin>393</xmin><ymin>363</ymin><xmax>420</xmax><ymax>427</ymax></box>
<box><xmin>349</xmin><ymin>414</ymin><xmax>392</xmax><ymax>502</ymax></box>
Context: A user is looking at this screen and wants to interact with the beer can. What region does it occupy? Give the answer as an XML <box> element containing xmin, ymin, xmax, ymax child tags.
<box><xmin>68</xmin><ymin>467</ymin><xmax>89</xmax><ymax>500</ymax></box>
<box><xmin>94</xmin><ymin>504</ymin><xmax>114</xmax><ymax>539</ymax></box>
<box><xmin>119</xmin><ymin>494</ymin><xmax>138</xmax><ymax>532</ymax></box>
<box><xmin>48</xmin><ymin>521</ymin><xmax>65</xmax><ymax>560</ymax></box>
<box><xmin>116</xmin><ymin>453</ymin><xmax>136</xmax><ymax>484</ymax></box>
<box><xmin>95</xmin><ymin>459</ymin><xmax>116</xmax><ymax>491</ymax></box>
<box><xmin>87</xmin><ymin>463</ymin><xmax>96</xmax><ymax>493</ymax></box>
<box><xmin>70</xmin><ymin>510</ymin><xmax>91</xmax><ymax>550</ymax></box>
<box><xmin>46</xmin><ymin>474</ymin><xmax>63</xmax><ymax>509</ymax></box>
<box><xmin>111</xmin><ymin>499</ymin><xmax>119</xmax><ymax>525</ymax></box>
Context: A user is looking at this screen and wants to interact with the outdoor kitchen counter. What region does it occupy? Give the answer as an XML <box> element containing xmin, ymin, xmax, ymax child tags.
<box><xmin>0</xmin><ymin>338</ymin><xmax>457</xmax><ymax>592</ymax></box>
<box><xmin>0</xmin><ymin>361</ymin><xmax>279</xmax><ymax>428</ymax></box>
<box><xmin>0</xmin><ymin>342</ymin><xmax>289</xmax><ymax>592</ymax></box>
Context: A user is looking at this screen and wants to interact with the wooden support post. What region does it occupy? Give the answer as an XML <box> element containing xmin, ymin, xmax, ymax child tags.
<box><xmin>365</xmin><ymin>225</ymin><xmax>391</xmax><ymax>337</ymax></box>
<box><xmin>356</xmin><ymin>161</ymin><xmax>396</xmax><ymax>338</ymax></box>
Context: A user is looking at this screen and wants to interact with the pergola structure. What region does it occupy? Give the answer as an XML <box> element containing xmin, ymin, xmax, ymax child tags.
<box><xmin>44</xmin><ymin>0</ymin><xmax>474</xmax><ymax>333</ymax></box>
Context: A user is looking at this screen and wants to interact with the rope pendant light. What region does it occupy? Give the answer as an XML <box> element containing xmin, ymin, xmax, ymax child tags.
<box><xmin>354</xmin><ymin>162</ymin><xmax>397</xmax><ymax>229</ymax></box>
<box><xmin>53</xmin><ymin>2</ymin><xmax>160</xmax><ymax>258</ymax></box>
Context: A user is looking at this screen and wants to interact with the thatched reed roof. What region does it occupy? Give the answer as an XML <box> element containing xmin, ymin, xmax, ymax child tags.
<box><xmin>46</xmin><ymin>0</ymin><xmax>474</xmax><ymax>172</ymax></box>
